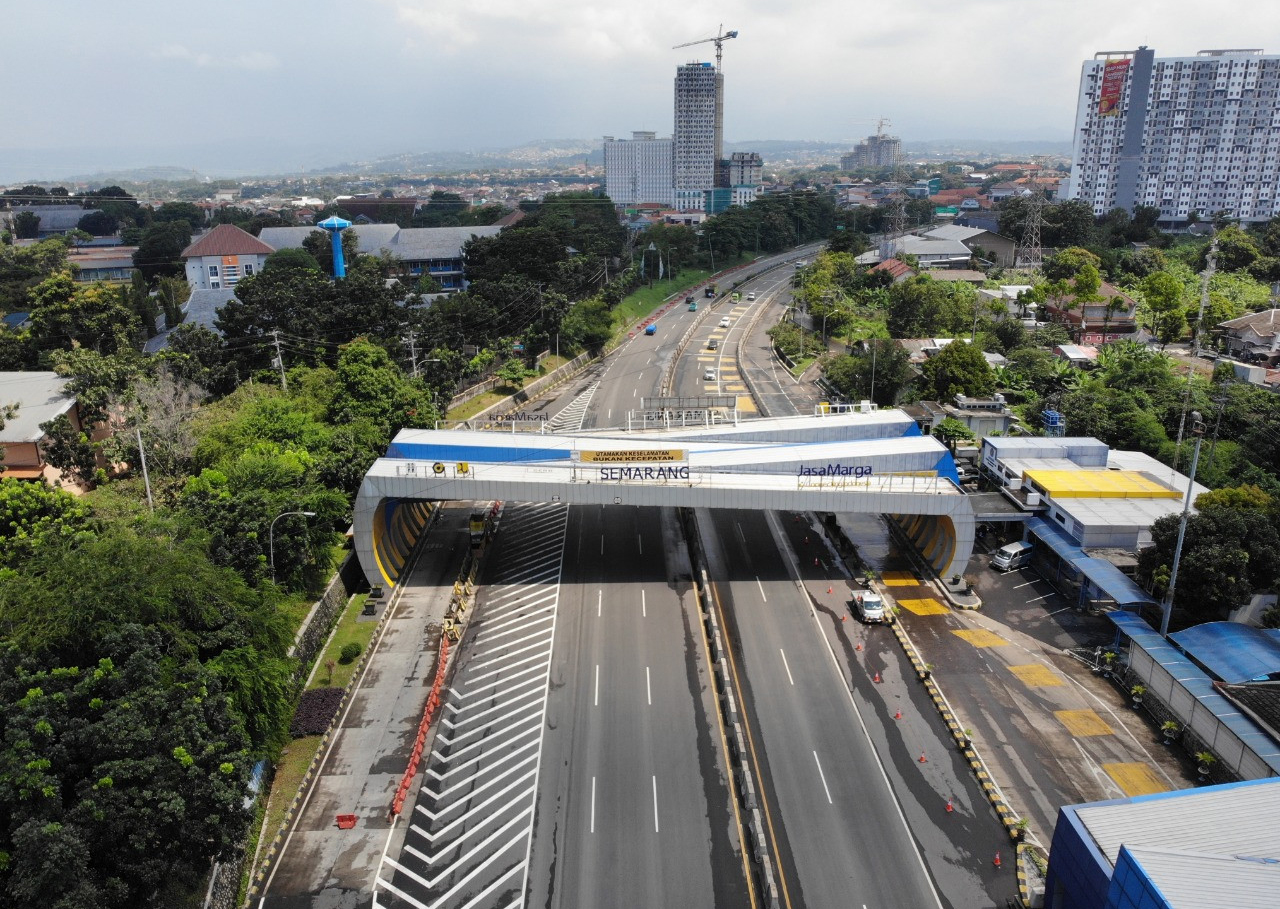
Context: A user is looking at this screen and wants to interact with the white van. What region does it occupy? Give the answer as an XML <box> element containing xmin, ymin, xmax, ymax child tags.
<box><xmin>991</xmin><ymin>540</ymin><xmax>1033</xmax><ymax>571</ymax></box>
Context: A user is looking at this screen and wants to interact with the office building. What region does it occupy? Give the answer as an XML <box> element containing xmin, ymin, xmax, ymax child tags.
<box><xmin>673</xmin><ymin>62</ymin><xmax>724</xmax><ymax>211</ymax></box>
<box><xmin>603</xmin><ymin>132</ymin><xmax>674</xmax><ymax>207</ymax></box>
<box><xmin>840</xmin><ymin>133</ymin><xmax>902</xmax><ymax>171</ymax></box>
<box><xmin>1066</xmin><ymin>47</ymin><xmax>1280</xmax><ymax>223</ymax></box>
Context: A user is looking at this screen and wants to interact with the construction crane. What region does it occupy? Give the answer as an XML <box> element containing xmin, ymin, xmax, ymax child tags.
<box><xmin>673</xmin><ymin>25</ymin><xmax>739</xmax><ymax>70</ymax></box>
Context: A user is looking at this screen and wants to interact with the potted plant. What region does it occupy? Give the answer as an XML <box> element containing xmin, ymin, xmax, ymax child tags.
<box><xmin>1160</xmin><ymin>721</ymin><xmax>1180</xmax><ymax>745</ymax></box>
<box><xmin>1130</xmin><ymin>684</ymin><xmax>1146</xmax><ymax>708</ymax></box>
<box><xmin>1012</xmin><ymin>817</ymin><xmax>1030</xmax><ymax>842</ymax></box>
<box><xmin>1100</xmin><ymin>651</ymin><xmax>1118</xmax><ymax>677</ymax></box>
<box><xmin>920</xmin><ymin>663</ymin><xmax>934</xmax><ymax>681</ymax></box>
<box><xmin>1195</xmin><ymin>750</ymin><xmax>1216</xmax><ymax>781</ymax></box>
<box><xmin>959</xmin><ymin>728</ymin><xmax>974</xmax><ymax>750</ymax></box>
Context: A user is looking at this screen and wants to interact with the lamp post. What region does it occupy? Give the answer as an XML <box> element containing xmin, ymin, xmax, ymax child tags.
<box><xmin>1159</xmin><ymin>412</ymin><xmax>1204</xmax><ymax>637</ymax></box>
<box><xmin>270</xmin><ymin>510</ymin><xmax>316</xmax><ymax>584</ymax></box>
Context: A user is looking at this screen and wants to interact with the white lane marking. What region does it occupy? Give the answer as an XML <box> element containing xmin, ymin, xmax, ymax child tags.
<box><xmin>638</xmin><ymin>533</ymin><xmax>643</xmax><ymax>555</ymax></box>
<box><xmin>633</xmin><ymin>387</ymin><xmax>637</xmax><ymax>397</ymax></box>
<box><xmin>1013</xmin><ymin>581</ymin><xmax>1037</xmax><ymax>589</ymax></box>
<box><xmin>1028</xmin><ymin>593</ymin><xmax>1055</xmax><ymax>602</ymax></box>
<box><xmin>608</xmin><ymin>408</ymin><xmax>612</xmax><ymax>420</ymax></box>
<box><xmin>652</xmin><ymin>775</ymin><xmax>660</xmax><ymax>832</ymax></box>
<box><xmin>601</xmin><ymin>535</ymin><xmax>605</xmax><ymax>555</ymax></box>
<box><xmin>646</xmin><ymin>666</ymin><xmax>652</xmax><ymax>705</ymax></box>
<box><xmin>641</xmin><ymin>589</ymin><xmax>647</xmax><ymax>617</ymax></box>
<box><xmin>779</xmin><ymin>649</ymin><xmax>795</xmax><ymax>686</ymax></box>
<box><xmin>813</xmin><ymin>751</ymin><xmax>833</xmax><ymax>804</ymax></box>
<box><xmin>756</xmin><ymin>576</ymin><xmax>767</xmax><ymax>602</ymax></box>
<box><xmin>591</xmin><ymin>776</ymin><xmax>597</xmax><ymax>833</ymax></box>
<box><xmin>595</xmin><ymin>664</ymin><xmax>600</xmax><ymax>707</ymax></box>
<box><xmin>735</xmin><ymin>522</ymin><xmax>746</xmax><ymax>544</ymax></box>
<box><xmin>598</xmin><ymin>589</ymin><xmax>602</xmax><ymax>617</ymax></box>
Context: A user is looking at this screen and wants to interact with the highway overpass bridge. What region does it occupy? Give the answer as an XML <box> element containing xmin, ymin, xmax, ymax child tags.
<box><xmin>354</xmin><ymin>409</ymin><xmax>976</xmax><ymax>589</ymax></box>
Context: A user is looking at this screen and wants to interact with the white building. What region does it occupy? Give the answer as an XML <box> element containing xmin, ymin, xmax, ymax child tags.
<box><xmin>1066</xmin><ymin>47</ymin><xmax>1280</xmax><ymax>224</ymax></box>
<box><xmin>603</xmin><ymin>132</ymin><xmax>674</xmax><ymax>207</ymax></box>
<box><xmin>181</xmin><ymin>224</ymin><xmax>274</xmax><ymax>291</ymax></box>
<box><xmin>673</xmin><ymin>62</ymin><xmax>723</xmax><ymax>212</ymax></box>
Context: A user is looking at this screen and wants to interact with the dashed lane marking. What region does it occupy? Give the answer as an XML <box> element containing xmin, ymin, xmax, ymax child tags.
<box><xmin>1055</xmin><ymin>709</ymin><xmax>1114</xmax><ymax>737</ymax></box>
<box><xmin>1008</xmin><ymin>664</ymin><xmax>1064</xmax><ymax>687</ymax></box>
<box><xmin>1104</xmin><ymin>762</ymin><xmax>1169</xmax><ymax>796</ymax></box>
<box><xmin>897</xmin><ymin>597</ymin><xmax>949</xmax><ymax>616</ymax></box>
<box><xmin>951</xmin><ymin>628</ymin><xmax>1010</xmax><ymax>647</ymax></box>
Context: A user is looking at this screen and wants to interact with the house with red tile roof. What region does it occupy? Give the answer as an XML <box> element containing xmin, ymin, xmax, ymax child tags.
<box><xmin>181</xmin><ymin>224</ymin><xmax>276</xmax><ymax>290</ymax></box>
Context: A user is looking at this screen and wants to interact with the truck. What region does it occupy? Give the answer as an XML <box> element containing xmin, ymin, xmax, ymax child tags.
<box><xmin>468</xmin><ymin>510</ymin><xmax>489</xmax><ymax>548</ymax></box>
<box><xmin>704</xmin><ymin>283</ymin><xmax>717</xmax><ymax>298</ymax></box>
<box><xmin>852</xmin><ymin>585</ymin><xmax>894</xmax><ymax>624</ymax></box>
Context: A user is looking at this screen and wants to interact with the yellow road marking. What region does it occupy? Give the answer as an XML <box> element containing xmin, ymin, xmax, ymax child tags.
<box><xmin>1104</xmin><ymin>762</ymin><xmax>1169</xmax><ymax>796</ymax></box>
<box><xmin>952</xmin><ymin>629</ymin><xmax>1010</xmax><ymax>647</ymax></box>
<box><xmin>1055</xmin><ymin>709</ymin><xmax>1113</xmax><ymax>737</ymax></box>
<box><xmin>1009</xmin><ymin>664</ymin><xmax>1063</xmax><ymax>687</ymax></box>
<box><xmin>882</xmin><ymin>571</ymin><xmax>920</xmax><ymax>586</ymax></box>
<box><xmin>898</xmin><ymin>597</ymin><xmax>949</xmax><ymax>615</ymax></box>
<box><xmin>737</xmin><ymin>396</ymin><xmax>757</xmax><ymax>413</ymax></box>
<box><xmin>725</xmin><ymin>384</ymin><xmax>746</xmax><ymax>392</ymax></box>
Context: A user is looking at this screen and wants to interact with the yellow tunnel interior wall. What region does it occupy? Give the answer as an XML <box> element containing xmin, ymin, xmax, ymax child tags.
<box><xmin>372</xmin><ymin>499</ymin><xmax>435</xmax><ymax>588</ymax></box>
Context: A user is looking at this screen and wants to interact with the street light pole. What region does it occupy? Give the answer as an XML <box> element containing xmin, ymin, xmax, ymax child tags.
<box><xmin>270</xmin><ymin>510</ymin><xmax>317</xmax><ymax>584</ymax></box>
<box><xmin>1159</xmin><ymin>412</ymin><xmax>1204</xmax><ymax>637</ymax></box>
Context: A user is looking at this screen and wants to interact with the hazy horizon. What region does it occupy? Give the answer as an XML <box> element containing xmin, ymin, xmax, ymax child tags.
<box><xmin>4</xmin><ymin>0</ymin><xmax>1277</xmax><ymax>184</ymax></box>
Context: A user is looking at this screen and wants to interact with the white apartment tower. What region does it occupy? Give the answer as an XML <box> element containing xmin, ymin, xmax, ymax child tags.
<box><xmin>673</xmin><ymin>62</ymin><xmax>724</xmax><ymax>211</ymax></box>
<box><xmin>1067</xmin><ymin>47</ymin><xmax>1280</xmax><ymax>224</ymax></box>
<box><xmin>603</xmin><ymin>132</ymin><xmax>674</xmax><ymax>206</ymax></box>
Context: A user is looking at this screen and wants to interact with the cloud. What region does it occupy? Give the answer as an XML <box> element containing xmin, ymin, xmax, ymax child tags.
<box><xmin>158</xmin><ymin>44</ymin><xmax>279</xmax><ymax>71</ymax></box>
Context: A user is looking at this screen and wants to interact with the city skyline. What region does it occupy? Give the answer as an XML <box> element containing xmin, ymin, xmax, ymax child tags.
<box><xmin>5</xmin><ymin>1</ymin><xmax>1280</xmax><ymax>181</ymax></box>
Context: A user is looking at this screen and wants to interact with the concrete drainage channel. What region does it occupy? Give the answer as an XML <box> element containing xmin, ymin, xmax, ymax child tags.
<box><xmin>680</xmin><ymin>507</ymin><xmax>783</xmax><ymax>909</ymax></box>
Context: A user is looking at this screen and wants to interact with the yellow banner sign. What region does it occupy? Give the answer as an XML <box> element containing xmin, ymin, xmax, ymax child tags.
<box><xmin>577</xmin><ymin>449</ymin><xmax>686</xmax><ymax>464</ymax></box>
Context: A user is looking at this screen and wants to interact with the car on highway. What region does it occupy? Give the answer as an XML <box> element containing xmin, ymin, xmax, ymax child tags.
<box><xmin>644</xmin><ymin>324</ymin><xmax>657</xmax><ymax>336</ymax></box>
<box><xmin>747</xmin><ymin>292</ymin><xmax>756</xmax><ymax>301</ymax></box>
<box><xmin>718</xmin><ymin>316</ymin><xmax>732</xmax><ymax>328</ymax></box>
<box><xmin>685</xmin><ymin>295</ymin><xmax>696</xmax><ymax>305</ymax></box>
<box><xmin>703</xmin><ymin>367</ymin><xmax>716</xmax><ymax>381</ymax></box>
<box><xmin>852</xmin><ymin>588</ymin><xmax>893</xmax><ymax>624</ymax></box>
<box><xmin>707</xmin><ymin>338</ymin><xmax>718</xmax><ymax>350</ymax></box>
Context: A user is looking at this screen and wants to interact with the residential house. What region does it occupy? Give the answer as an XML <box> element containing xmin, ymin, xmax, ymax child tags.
<box><xmin>181</xmin><ymin>224</ymin><xmax>275</xmax><ymax>290</ymax></box>
<box><xmin>921</xmin><ymin>224</ymin><xmax>1017</xmax><ymax>267</ymax></box>
<box><xmin>2</xmin><ymin>312</ymin><xmax>31</xmax><ymax>332</ymax></box>
<box><xmin>1054</xmin><ymin>344</ymin><xmax>1099</xmax><ymax>368</ymax></box>
<box><xmin>1043</xmin><ymin>282</ymin><xmax>1140</xmax><ymax>344</ymax></box>
<box><xmin>903</xmin><ymin>394</ymin><xmax>1019</xmax><ymax>440</ymax></box>
<box><xmin>870</xmin><ymin>258</ymin><xmax>915</xmax><ymax>283</ymax></box>
<box><xmin>979</xmin><ymin>285</ymin><xmax>1040</xmax><ymax>327</ymax></box>
<box><xmin>1216</xmin><ymin>309</ymin><xmax>1280</xmax><ymax>363</ymax></box>
<box><xmin>0</xmin><ymin>371</ymin><xmax>85</xmax><ymax>482</ymax></box>
<box><xmin>67</xmin><ymin>246</ymin><xmax>138</xmax><ymax>283</ymax></box>
<box><xmin>257</xmin><ymin>224</ymin><xmax>502</xmax><ymax>291</ymax></box>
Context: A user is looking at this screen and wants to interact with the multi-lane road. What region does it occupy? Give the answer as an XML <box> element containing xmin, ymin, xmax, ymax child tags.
<box><xmin>380</xmin><ymin>252</ymin><xmax>1017</xmax><ymax>909</ymax></box>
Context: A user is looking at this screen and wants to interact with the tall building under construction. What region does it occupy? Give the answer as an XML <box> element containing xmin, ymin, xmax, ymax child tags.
<box><xmin>673</xmin><ymin>62</ymin><xmax>724</xmax><ymax>211</ymax></box>
<box><xmin>841</xmin><ymin>133</ymin><xmax>902</xmax><ymax>171</ymax></box>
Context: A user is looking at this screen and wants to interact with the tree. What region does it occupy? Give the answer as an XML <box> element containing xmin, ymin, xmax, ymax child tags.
<box><xmin>823</xmin><ymin>341</ymin><xmax>914</xmax><ymax>406</ymax></box>
<box><xmin>886</xmin><ymin>275</ymin><xmax>973</xmax><ymax>338</ymax></box>
<box><xmin>325</xmin><ymin>338</ymin><xmax>436</xmax><ymax>438</ymax></box>
<box><xmin>559</xmin><ymin>297</ymin><xmax>614</xmax><ymax>351</ymax></box>
<box><xmin>158</xmin><ymin>324</ymin><xmax>239</xmax><ymax>397</ymax></box>
<box><xmin>152</xmin><ymin>201</ymin><xmax>206</xmax><ymax>233</ymax></box>
<box><xmin>132</xmin><ymin>222</ymin><xmax>192</xmax><ymax>283</ymax></box>
<box><xmin>933</xmin><ymin>417</ymin><xmax>976</xmax><ymax>453</ymax></box>
<box><xmin>13</xmin><ymin>210</ymin><xmax>40</xmax><ymax>239</ymax></box>
<box><xmin>38</xmin><ymin>413</ymin><xmax>100</xmax><ymax>487</ymax></box>
<box><xmin>1206</xmin><ymin>225</ymin><xmax>1259</xmax><ymax>273</ymax></box>
<box><xmin>76</xmin><ymin>210</ymin><xmax>118</xmax><ymax>237</ymax></box>
<box><xmin>1141</xmin><ymin>271</ymin><xmax>1185</xmax><ymax>348</ymax></box>
<box><xmin>1043</xmin><ymin>246</ymin><xmax>1102</xmax><ymax>282</ymax></box>
<box><xmin>27</xmin><ymin>273</ymin><xmax>142</xmax><ymax>355</ymax></box>
<box><xmin>412</xmin><ymin>191</ymin><xmax>468</xmax><ymax>228</ymax></box>
<box><xmin>263</xmin><ymin>247</ymin><xmax>321</xmax><ymax>273</ymax></box>
<box><xmin>0</xmin><ymin>477</ymin><xmax>95</xmax><ymax>568</ymax></box>
<box><xmin>1195</xmin><ymin>484</ymin><xmax>1274</xmax><ymax>513</ymax></box>
<box><xmin>919</xmin><ymin>340</ymin><xmax>994</xmax><ymax>401</ymax></box>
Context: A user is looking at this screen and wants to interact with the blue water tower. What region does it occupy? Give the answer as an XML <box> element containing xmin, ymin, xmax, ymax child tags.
<box><xmin>1043</xmin><ymin>409</ymin><xmax>1064</xmax><ymax>437</ymax></box>
<box><xmin>317</xmin><ymin>216</ymin><xmax>352</xmax><ymax>278</ymax></box>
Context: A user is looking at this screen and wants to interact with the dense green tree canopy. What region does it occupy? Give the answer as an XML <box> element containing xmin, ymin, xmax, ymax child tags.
<box><xmin>919</xmin><ymin>340</ymin><xmax>994</xmax><ymax>401</ymax></box>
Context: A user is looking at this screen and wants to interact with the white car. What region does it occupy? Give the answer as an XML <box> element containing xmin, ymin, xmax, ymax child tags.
<box><xmin>747</xmin><ymin>292</ymin><xmax>756</xmax><ymax>301</ymax></box>
<box><xmin>719</xmin><ymin>316</ymin><xmax>732</xmax><ymax>328</ymax></box>
<box><xmin>703</xmin><ymin>367</ymin><xmax>716</xmax><ymax>381</ymax></box>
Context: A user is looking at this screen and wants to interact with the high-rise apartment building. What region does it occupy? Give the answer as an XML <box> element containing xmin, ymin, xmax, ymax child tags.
<box><xmin>840</xmin><ymin>134</ymin><xmax>902</xmax><ymax>171</ymax></box>
<box><xmin>673</xmin><ymin>62</ymin><xmax>724</xmax><ymax>211</ymax></box>
<box><xmin>1066</xmin><ymin>47</ymin><xmax>1280</xmax><ymax>224</ymax></box>
<box><xmin>603</xmin><ymin>132</ymin><xmax>674</xmax><ymax>206</ymax></box>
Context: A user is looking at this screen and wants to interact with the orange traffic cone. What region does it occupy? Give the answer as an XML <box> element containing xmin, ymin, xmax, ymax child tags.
<box><xmin>945</xmin><ymin>798</ymin><xmax>954</xmax><ymax>813</ymax></box>
<box><xmin>856</xmin><ymin>642</ymin><xmax>863</xmax><ymax>651</ymax></box>
<box><xmin>993</xmin><ymin>852</ymin><xmax>1002</xmax><ymax>869</ymax></box>
<box><xmin>873</xmin><ymin>671</ymin><xmax>882</xmax><ymax>683</ymax></box>
<box><xmin>842</xmin><ymin>615</ymin><xmax>848</xmax><ymax>622</ymax></box>
<box><xmin>827</xmin><ymin>586</ymin><xmax>833</xmax><ymax>594</ymax></box>
<box><xmin>918</xmin><ymin>751</ymin><xmax>928</xmax><ymax>763</ymax></box>
<box><xmin>894</xmin><ymin>709</ymin><xmax>902</xmax><ymax>720</ymax></box>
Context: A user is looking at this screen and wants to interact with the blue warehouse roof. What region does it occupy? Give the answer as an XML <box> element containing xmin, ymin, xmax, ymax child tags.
<box><xmin>1169</xmin><ymin>622</ymin><xmax>1280</xmax><ymax>684</ymax></box>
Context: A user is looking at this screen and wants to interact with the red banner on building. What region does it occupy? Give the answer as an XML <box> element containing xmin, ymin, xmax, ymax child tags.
<box><xmin>1098</xmin><ymin>59</ymin><xmax>1130</xmax><ymax>117</ymax></box>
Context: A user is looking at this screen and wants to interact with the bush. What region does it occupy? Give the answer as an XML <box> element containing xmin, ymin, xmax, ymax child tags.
<box><xmin>290</xmin><ymin>687</ymin><xmax>344</xmax><ymax>736</ymax></box>
<box><xmin>339</xmin><ymin>641</ymin><xmax>363</xmax><ymax>664</ymax></box>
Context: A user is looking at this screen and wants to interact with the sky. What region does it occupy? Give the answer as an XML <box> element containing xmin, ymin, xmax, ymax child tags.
<box><xmin>4</xmin><ymin>0</ymin><xmax>1280</xmax><ymax>181</ymax></box>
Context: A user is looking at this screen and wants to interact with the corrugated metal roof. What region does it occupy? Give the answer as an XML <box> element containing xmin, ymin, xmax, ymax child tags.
<box><xmin>1027</xmin><ymin>517</ymin><xmax>1157</xmax><ymax>606</ymax></box>
<box><xmin>0</xmin><ymin>371</ymin><xmax>76</xmax><ymax>442</ymax></box>
<box><xmin>1025</xmin><ymin>468</ymin><xmax>1180</xmax><ymax>499</ymax></box>
<box><xmin>1169</xmin><ymin>623</ymin><xmax>1280</xmax><ymax>684</ymax></box>
<box><xmin>1120</xmin><ymin>845</ymin><xmax>1280</xmax><ymax>908</ymax></box>
<box><xmin>1075</xmin><ymin>779</ymin><xmax>1280</xmax><ymax>867</ymax></box>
